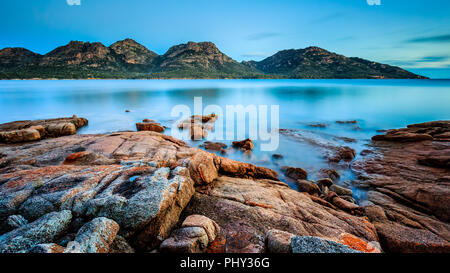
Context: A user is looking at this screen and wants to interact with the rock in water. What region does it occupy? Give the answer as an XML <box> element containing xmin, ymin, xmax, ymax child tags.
<box><xmin>64</xmin><ymin>217</ymin><xmax>119</xmax><ymax>253</ymax></box>
<box><xmin>281</xmin><ymin>166</ymin><xmax>308</xmax><ymax>180</ymax></box>
<box><xmin>136</xmin><ymin>122</ymin><xmax>165</xmax><ymax>133</ymax></box>
<box><xmin>330</xmin><ymin>184</ymin><xmax>353</xmax><ymax>196</ymax></box>
<box><xmin>372</xmin><ymin>121</ymin><xmax>449</xmax><ymax>142</ymax></box>
<box><xmin>291</xmin><ymin>236</ymin><xmax>362</xmax><ymax>253</ymax></box>
<box><xmin>0</xmin><ymin>210</ymin><xmax>72</xmax><ymax>253</ymax></box>
<box><xmin>329</xmin><ymin>146</ymin><xmax>356</xmax><ymax>162</ymax></box>
<box><xmin>232</xmin><ymin>138</ymin><xmax>254</xmax><ymax>151</ymax></box>
<box><xmin>199</xmin><ymin>141</ymin><xmax>227</xmax><ymax>153</ymax></box>
<box><xmin>177</xmin><ymin>114</ymin><xmax>217</xmax><ymax>140</ymax></box>
<box><xmin>0</xmin><ymin>116</ymin><xmax>88</xmax><ymax>144</ymax></box>
<box><xmin>336</xmin><ymin>120</ymin><xmax>358</xmax><ymax>124</ymax></box>
<box><xmin>190</xmin><ymin>124</ymin><xmax>207</xmax><ymax>140</ymax></box>
<box><xmin>317</xmin><ymin>178</ymin><xmax>333</xmax><ymax>188</ymax></box>
<box><xmin>296</xmin><ymin>180</ymin><xmax>320</xmax><ymax>196</ymax></box>
<box><xmin>272</xmin><ymin>154</ymin><xmax>283</xmax><ymax>159</ymax></box>
<box><xmin>319</xmin><ymin>168</ymin><xmax>340</xmax><ymax>181</ymax></box>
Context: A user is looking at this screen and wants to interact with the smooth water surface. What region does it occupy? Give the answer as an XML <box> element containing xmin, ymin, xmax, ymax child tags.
<box><xmin>1</xmin><ymin>79</ymin><xmax>449</xmax><ymax>199</ymax></box>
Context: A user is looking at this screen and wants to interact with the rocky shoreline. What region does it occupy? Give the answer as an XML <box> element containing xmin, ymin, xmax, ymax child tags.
<box><xmin>0</xmin><ymin>117</ymin><xmax>448</xmax><ymax>253</ymax></box>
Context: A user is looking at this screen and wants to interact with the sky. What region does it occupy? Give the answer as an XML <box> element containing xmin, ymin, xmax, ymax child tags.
<box><xmin>1</xmin><ymin>0</ymin><xmax>450</xmax><ymax>78</ymax></box>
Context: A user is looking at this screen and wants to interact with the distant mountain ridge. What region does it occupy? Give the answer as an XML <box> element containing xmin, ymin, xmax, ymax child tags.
<box><xmin>0</xmin><ymin>39</ymin><xmax>427</xmax><ymax>79</ymax></box>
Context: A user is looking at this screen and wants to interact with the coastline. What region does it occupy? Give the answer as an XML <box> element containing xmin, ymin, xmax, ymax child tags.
<box><xmin>0</xmin><ymin>116</ymin><xmax>448</xmax><ymax>253</ymax></box>
<box><xmin>1</xmin><ymin>77</ymin><xmax>435</xmax><ymax>81</ymax></box>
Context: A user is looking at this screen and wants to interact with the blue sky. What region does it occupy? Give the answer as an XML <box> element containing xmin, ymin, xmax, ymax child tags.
<box><xmin>1</xmin><ymin>0</ymin><xmax>450</xmax><ymax>78</ymax></box>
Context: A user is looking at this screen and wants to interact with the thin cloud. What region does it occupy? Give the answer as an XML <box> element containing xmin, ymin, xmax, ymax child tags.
<box><xmin>415</xmin><ymin>56</ymin><xmax>449</xmax><ymax>62</ymax></box>
<box><xmin>247</xmin><ymin>32</ymin><xmax>281</xmax><ymax>41</ymax></box>
<box><xmin>241</xmin><ymin>52</ymin><xmax>268</xmax><ymax>59</ymax></box>
<box><xmin>406</xmin><ymin>34</ymin><xmax>450</xmax><ymax>43</ymax></box>
<box><xmin>383</xmin><ymin>55</ymin><xmax>450</xmax><ymax>68</ymax></box>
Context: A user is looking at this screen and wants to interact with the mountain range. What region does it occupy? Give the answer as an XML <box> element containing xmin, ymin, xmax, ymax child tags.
<box><xmin>0</xmin><ymin>38</ymin><xmax>426</xmax><ymax>79</ymax></box>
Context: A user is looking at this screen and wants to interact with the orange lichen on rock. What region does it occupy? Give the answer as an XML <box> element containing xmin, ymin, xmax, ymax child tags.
<box><xmin>1</xmin><ymin>165</ymin><xmax>115</xmax><ymax>191</ymax></box>
<box><xmin>2</xmin><ymin>165</ymin><xmax>79</xmax><ymax>189</ymax></box>
<box><xmin>244</xmin><ymin>200</ymin><xmax>274</xmax><ymax>209</ymax></box>
<box><xmin>206</xmin><ymin>236</ymin><xmax>226</xmax><ymax>253</ymax></box>
<box><xmin>63</xmin><ymin>151</ymin><xmax>87</xmax><ymax>164</ymax></box>
<box><xmin>339</xmin><ymin>233</ymin><xmax>381</xmax><ymax>253</ymax></box>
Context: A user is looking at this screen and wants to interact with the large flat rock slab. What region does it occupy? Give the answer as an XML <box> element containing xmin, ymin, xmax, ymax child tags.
<box><xmin>181</xmin><ymin>176</ymin><xmax>379</xmax><ymax>253</ymax></box>
<box><xmin>0</xmin><ymin>131</ymin><xmax>279</xmax><ymax>252</ymax></box>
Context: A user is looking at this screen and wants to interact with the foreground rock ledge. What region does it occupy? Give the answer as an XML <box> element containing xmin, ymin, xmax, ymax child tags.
<box><xmin>0</xmin><ymin>130</ymin><xmax>382</xmax><ymax>253</ymax></box>
<box><xmin>354</xmin><ymin>120</ymin><xmax>450</xmax><ymax>253</ymax></box>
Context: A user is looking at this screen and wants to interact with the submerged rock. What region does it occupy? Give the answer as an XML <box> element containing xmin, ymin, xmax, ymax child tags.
<box><xmin>281</xmin><ymin>166</ymin><xmax>308</xmax><ymax>180</ymax></box>
<box><xmin>329</xmin><ymin>146</ymin><xmax>356</xmax><ymax>162</ymax></box>
<box><xmin>272</xmin><ymin>154</ymin><xmax>283</xmax><ymax>159</ymax></box>
<box><xmin>279</xmin><ymin>128</ymin><xmax>356</xmax><ymax>164</ymax></box>
<box><xmin>199</xmin><ymin>141</ymin><xmax>227</xmax><ymax>153</ymax></box>
<box><xmin>319</xmin><ymin>168</ymin><xmax>340</xmax><ymax>181</ymax></box>
<box><xmin>336</xmin><ymin>120</ymin><xmax>358</xmax><ymax>124</ymax></box>
<box><xmin>308</xmin><ymin>123</ymin><xmax>327</xmax><ymax>128</ymax></box>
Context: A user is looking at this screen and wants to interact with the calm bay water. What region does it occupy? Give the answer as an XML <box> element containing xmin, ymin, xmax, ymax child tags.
<box><xmin>1</xmin><ymin>79</ymin><xmax>449</xmax><ymax>199</ymax></box>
